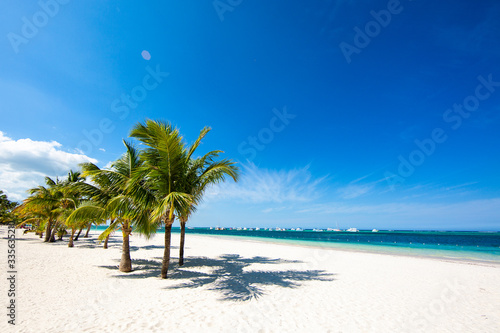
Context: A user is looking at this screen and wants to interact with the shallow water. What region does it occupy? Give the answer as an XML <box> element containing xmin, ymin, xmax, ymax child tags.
<box><xmin>183</xmin><ymin>229</ymin><xmax>500</xmax><ymax>263</ymax></box>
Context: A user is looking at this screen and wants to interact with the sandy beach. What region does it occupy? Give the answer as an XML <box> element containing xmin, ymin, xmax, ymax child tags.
<box><xmin>1</xmin><ymin>226</ymin><xmax>499</xmax><ymax>333</ymax></box>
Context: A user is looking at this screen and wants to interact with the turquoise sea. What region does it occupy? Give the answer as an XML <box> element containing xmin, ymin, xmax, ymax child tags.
<box><xmin>97</xmin><ymin>226</ymin><xmax>500</xmax><ymax>264</ymax></box>
<box><xmin>183</xmin><ymin>228</ymin><xmax>500</xmax><ymax>264</ymax></box>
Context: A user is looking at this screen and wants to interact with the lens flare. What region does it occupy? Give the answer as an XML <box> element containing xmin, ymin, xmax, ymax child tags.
<box><xmin>141</xmin><ymin>50</ymin><xmax>151</xmax><ymax>60</ymax></box>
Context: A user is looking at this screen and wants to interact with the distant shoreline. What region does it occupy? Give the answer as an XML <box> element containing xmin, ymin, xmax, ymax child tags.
<box><xmin>74</xmin><ymin>225</ymin><xmax>500</xmax><ymax>264</ymax></box>
<box><xmin>5</xmin><ymin>224</ymin><xmax>499</xmax><ymax>264</ymax></box>
<box><xmin>196</xmin><ymin>232</ymin><xmax>500</xmax><ymax>267</ymax></box>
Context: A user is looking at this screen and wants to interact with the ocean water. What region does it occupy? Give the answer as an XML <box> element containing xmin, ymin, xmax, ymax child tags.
<box><xmin>183</xmin><ymin>228</ymin><xmax>500</xmax><ymax>263</ymax></box>
<box><xmin>96</xmin><ymin>226</ymin><xmax>500</xmax><ymax>263</ymax></box>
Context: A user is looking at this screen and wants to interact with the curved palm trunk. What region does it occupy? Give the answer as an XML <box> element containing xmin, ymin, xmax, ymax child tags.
<box><xmin>74</xmin><ymin>227</ymin><xmax>83</xmax><ymax>241</ymax></box>
<box><xmin>103</xmin><ymin>234</ymin><xmax>110</xmax><ymax>249</ymax></box>
<box><xmin>119</xmin><ymin>223</ymin><xmax>132</xmax><ymax>272</ymax></box>
<box><xmin>44</xmin><ymin>220</ymin><xmax>52</xmax><ymax>242</ymax></box>
<box><xmin>84</xmin><ymin>223</ymin><xmax>92</xmax><ymax>238</ymax></box>
<box><xmin>49</xmin><ymin>223</ymin><xmax>56</xmax><ymax>242</ymax></box>
<box><xmin>103</xmin><ymin>218</ymin><xmax>114</xmax><ymax>249</ymax></box>
<box><xmin>161</xmin><ymin>218</ymin><xmax>175</xmax><ymax>279</ymax></box>
<box><xmin>68</xmin><ymin>228</ymin><xmax>76</xmax><ymax>247</ymax></box>
<box><xmin>179</xmin><ymin>218</ymin><xmax>187</xmax><ymax>266</ymax></box>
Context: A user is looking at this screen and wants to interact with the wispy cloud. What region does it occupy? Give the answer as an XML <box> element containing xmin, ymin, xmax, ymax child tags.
<box><xmin>441</xmin><ymin>182</ymin><xmax>479</xmax><ymax>191</ymax></box>
<box><xmin>335</xmin><ymin>173</ymin><xmax>389</xmax><ymax>199</ymax></box>
<box><xmin>262</xmin><ymin>206</ymin><xmax>288</xmax><ymax>214</ymax></box>
<box><xmin>348</xmin><ymin>173</ymin><xmax>373</xmax><ymax>184</ymax></box>
<box><xmin>337</xmin><ymin>184</ymin><xmax>374</xmax><ymax>199</ymax></box>
<box><xmin>0</xmin><ymin>131</ymin><xmax>97</xmax><ymax>201</ymax></box>
<box><xmin>207</xmin><ymin>162</ymin><xmax>327</xmax><ymax>204</ymax></box>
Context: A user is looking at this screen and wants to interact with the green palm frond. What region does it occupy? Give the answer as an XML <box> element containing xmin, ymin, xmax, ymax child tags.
<box><xmin>67</xmin><ymin>204</ymin><xmax>106</xmax><ymax>225</ymax></box>
<box><xmin>187</xmin><ymin>127</ymin><xmax>211</xmax><ymax>160</ymax></box>
<box><xmin>151</xmin><ymin>192</ymin><xmax>193</xmax><ymax>221</ymax></box>
<box><xmin>45</xmin><ymin>177</ymin><xmax>57</xmax><ymax>187</ymax></box>
<box><xmin>97</xmin><ymin>218</ymin><xmax>121</xmax><ymax>242</ymax></box>
<box><xmin>16</xmin><ymin>218</ymin><xmax>40</xmax><ymax>228</ymax></box>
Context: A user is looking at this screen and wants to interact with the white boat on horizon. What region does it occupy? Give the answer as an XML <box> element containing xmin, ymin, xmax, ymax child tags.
<box><xmin>346</xmin><ymin>227</ymin><xmax>359</xmax><ymax>232</ymax></box>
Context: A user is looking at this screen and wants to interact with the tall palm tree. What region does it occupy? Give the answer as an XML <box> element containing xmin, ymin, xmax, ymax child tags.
<box><xmin>129</xmin><ymin>120</ymin><xmax>193</xmax><ymax>278</ymax></box>
<box><xmin>177</xmin><ymin>128</ymin><xmax>239</xmax><ymax>266</ymax></box>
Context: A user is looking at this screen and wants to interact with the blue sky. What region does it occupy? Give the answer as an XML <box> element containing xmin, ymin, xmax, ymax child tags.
<box><xmin>1</xmin><ymin>0</ymin><xmax>499</xmax><ymax>230</ymax></box>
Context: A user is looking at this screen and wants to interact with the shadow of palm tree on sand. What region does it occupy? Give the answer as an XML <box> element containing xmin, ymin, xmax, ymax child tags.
<box><xmin>100</xmin><ymin>254</ymin><xmax>335</xmax><ymax>301</ymax></box>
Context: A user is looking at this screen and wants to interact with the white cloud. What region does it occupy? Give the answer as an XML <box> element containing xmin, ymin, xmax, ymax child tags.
<box><xmin>103</xmin><ymin>161</ymin><xmax>114</xmax><ymax>170</ymax></box>
<box><xmin>206</xmin><ymin>162</ymin><xmax>326</xmax><ymax>204</ymax></box>
<box><xmin>0</xmin><ymin>131</ymin><xmax>97</xmax><ymax>201</ymax></box>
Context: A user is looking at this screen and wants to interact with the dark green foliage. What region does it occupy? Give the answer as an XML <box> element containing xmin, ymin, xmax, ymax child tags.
<box><xmin>0</xmin><ymin>190</ymin><xmax>18</xmax><ymax>224</ymax></box>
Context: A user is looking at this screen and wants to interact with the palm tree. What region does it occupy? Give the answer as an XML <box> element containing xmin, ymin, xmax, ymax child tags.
<box><xmin>16</xmin><ymin>177</ymin><xmax>62</xmax><ymax>242</ymax></box>
<box><xmin>58</xmin><ymin>171</ymin><xmax>86</xmax><ymax>247</ymax></box>
<box><xmin>67</xmin><ymin>141</ymin><xmax>153</xmax><ymax>272</ymax></box>
<box><xmin>61</xmin><ymin>170</ymin><xmax>87</xmax><ymax>242</ymax></box>
<box><xmin>71</xmin><ymin>162</ymin><xmax>117</xmax><ymax>249</ymax></box>
<box><xmin>129</xmin><ymin>120</ymin><xmax>193</xmax><ymax>278</ymax></box>
<box><xmin>15</xmin><ymin>172</ymin><xmax>84</xmax><ymax>244</ymax></box>
<box><xmin>177</xmin><ymin>128</ymin><xmax>239</xmax><ymax>266</ymax></box>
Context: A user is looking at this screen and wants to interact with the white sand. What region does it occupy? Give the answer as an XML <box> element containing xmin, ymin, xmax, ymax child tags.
<box><xmin>1</xmin><ymin>226</ymin><xmax>499</xmax><ymax>333</ymax></box>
